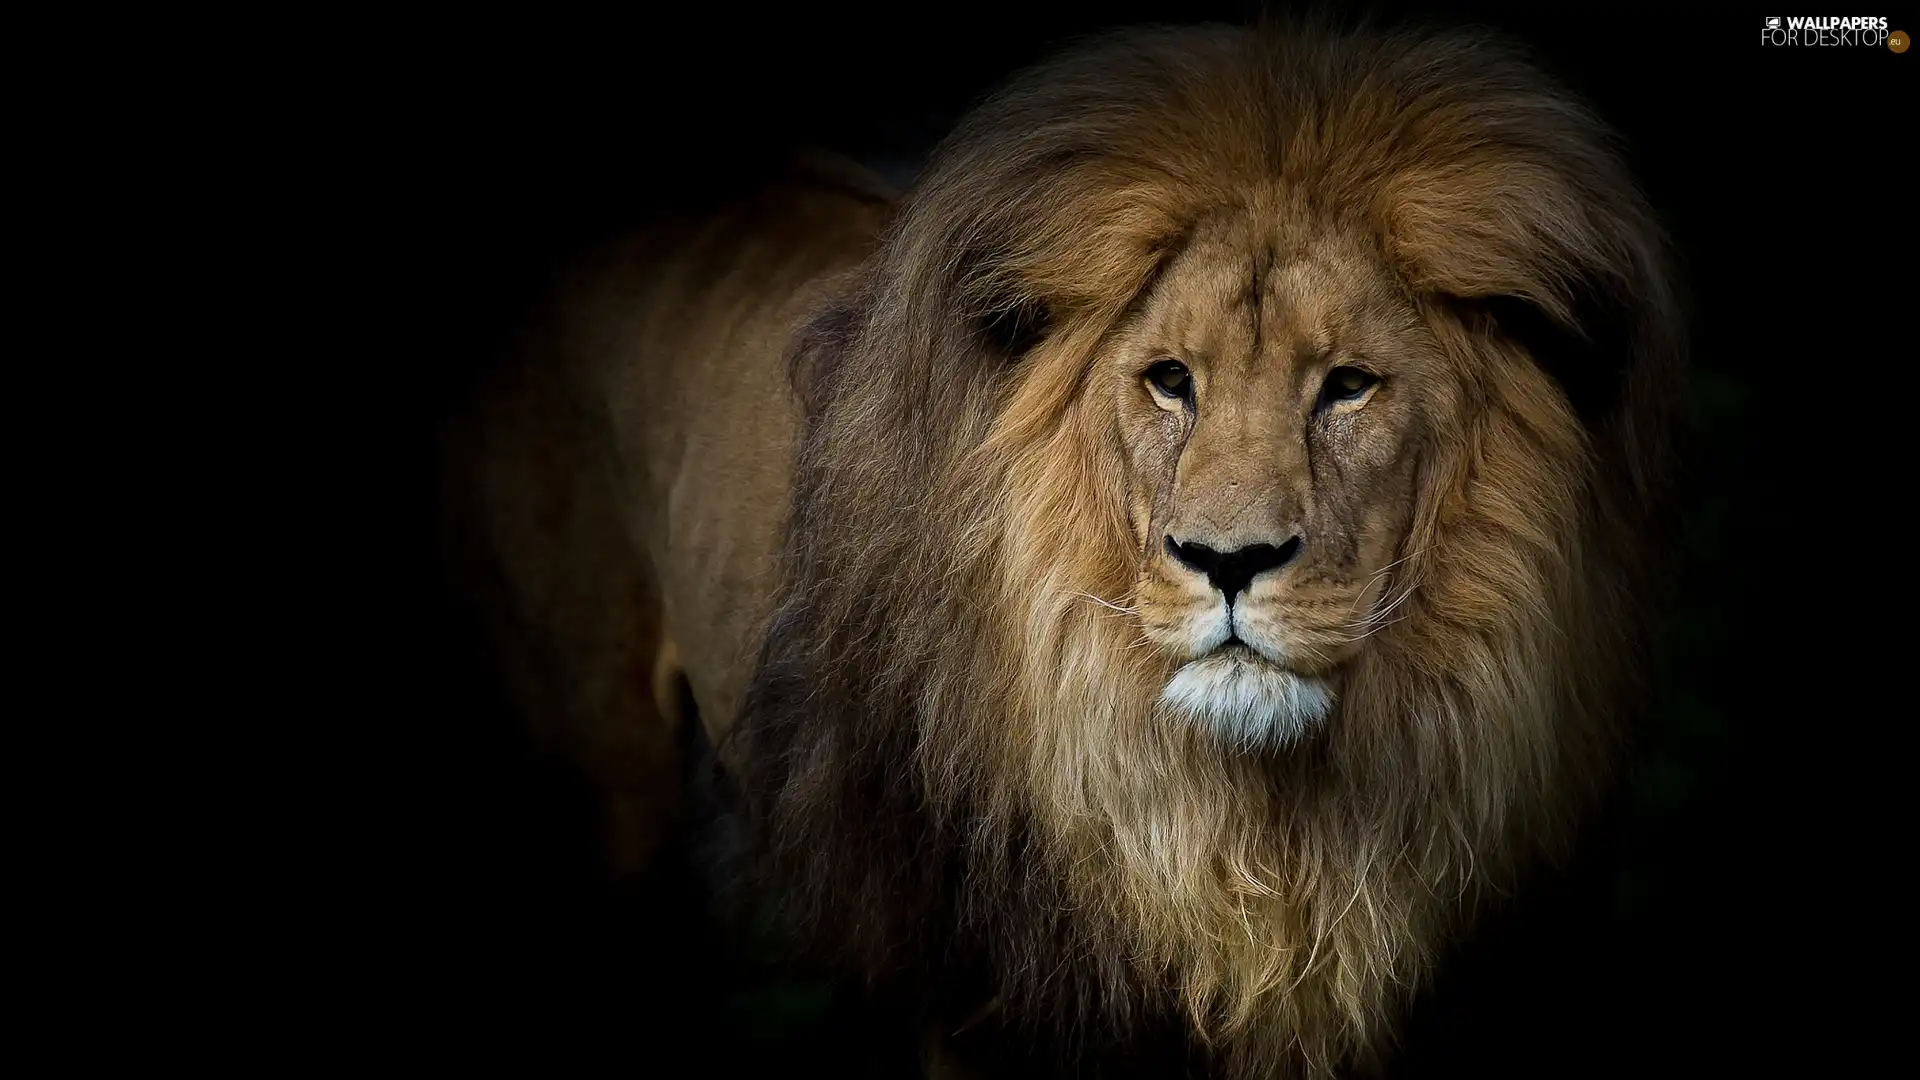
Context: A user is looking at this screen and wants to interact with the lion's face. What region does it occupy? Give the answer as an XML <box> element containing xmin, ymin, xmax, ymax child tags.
<box><xmin>739</xmin><ymin>24</ymin><xmax>1682</xmax><ymax>1077</ymax></box>
<box><xmin>1104</xmin><ymin>216</ymin><xmax>1451</xmax><ymax>746</ymax></box>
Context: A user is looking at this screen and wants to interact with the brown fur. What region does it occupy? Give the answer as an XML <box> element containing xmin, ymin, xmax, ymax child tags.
<box><xmin>440</xmin><ymin>169</ymin><xmax>893</xmax><ymax>875</ymax></box>
<box><xmin>448</xmin><ymin>21</ymin><xmax>1682</xmax><ymax>1078</ymax></box>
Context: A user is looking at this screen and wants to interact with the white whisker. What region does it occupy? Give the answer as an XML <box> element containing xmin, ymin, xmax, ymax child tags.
<box><xmin>1075</xmin><ymin>591</ymin><xmax>1140</xmax><ymax>616</ymax></box>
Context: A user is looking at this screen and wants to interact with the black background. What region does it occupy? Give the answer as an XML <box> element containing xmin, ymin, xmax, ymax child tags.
<box><xmin>296</xmin><ymin>4</ymin><xmax>1911</xmax><ymax>1075</ymax></box>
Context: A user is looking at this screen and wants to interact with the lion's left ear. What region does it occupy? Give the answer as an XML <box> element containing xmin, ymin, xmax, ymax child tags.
<box><xmin>1447</xmin><ymin>282</ymin><xmax>1637</xmax><ymax>424</ymax></box>
<box><xmin>1381</xmin><ymin>160</ymin><xmax>1659</xmax><ymax>427</ymax></box>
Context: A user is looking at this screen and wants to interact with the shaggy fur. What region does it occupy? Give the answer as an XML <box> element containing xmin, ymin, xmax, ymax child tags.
<box><xmin>728</xmin><ymin>22</ymin><xmax>1682</xmax><ymax>1079</ymax></box>
<box><xmin>445</xmin><ymin>17</ymin><xmax>1685</xmax><ymax>1079</ymax></box>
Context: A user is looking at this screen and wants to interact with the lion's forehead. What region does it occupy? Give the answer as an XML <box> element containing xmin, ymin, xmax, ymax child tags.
<box><xmin>1138</xmin><ymin>223</ymin><xmax>1415</xmax><ymax>376</ymax></box>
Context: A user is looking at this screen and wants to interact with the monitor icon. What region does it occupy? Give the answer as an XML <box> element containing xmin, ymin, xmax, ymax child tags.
<box><xmin>1765</xmin><ymin>17</ymin><xmax>1781</xmax><ymax>29</ymax></box>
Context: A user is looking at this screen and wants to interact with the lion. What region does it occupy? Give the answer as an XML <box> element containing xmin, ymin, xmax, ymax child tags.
<box><xmin>442</xmin><ymin>20</ymin><xmax>1683</xmax><ymax>1079</ymax></box>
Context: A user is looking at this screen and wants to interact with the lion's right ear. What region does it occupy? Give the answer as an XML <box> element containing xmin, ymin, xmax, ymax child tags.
<box><xmin>787</xmin><ymin>281</ymin><xmax>868</xmax><ymax>423</ymax></box>
<box><xmin>944</xmin><ymin>233</ymin><xmax>1059</xmax><ymax>380</ymax></box>
<box><xmin>973</xmin><ymin>292</ymin><xmax>1052</xmax><ymax>366</ymax></box>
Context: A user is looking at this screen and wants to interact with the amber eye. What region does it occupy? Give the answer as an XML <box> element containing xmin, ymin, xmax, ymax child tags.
<box><xmin>1320</xmin><ymin>365</ymin><xmax>1378</xmax><ymax>406</ymax></box>
<box><xmin>1145</xmin><ymin>359</ymin><xmax>1192</xmax><ymax>401</ymax></box>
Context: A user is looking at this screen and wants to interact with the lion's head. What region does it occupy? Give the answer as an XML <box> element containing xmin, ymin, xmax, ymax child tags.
<box><xmin>735</xmin><ymin>22</ymin><xmax>1681</xmax><ymax>1077</ymax></box>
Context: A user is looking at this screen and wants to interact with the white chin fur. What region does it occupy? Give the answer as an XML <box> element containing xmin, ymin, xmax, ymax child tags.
<box><xmin>1160</xmin><ymin>653</ymin><xmax>1334</xmax><ymax>748</ymax></box>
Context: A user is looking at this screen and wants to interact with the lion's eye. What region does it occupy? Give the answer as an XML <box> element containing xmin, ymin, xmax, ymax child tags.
<box><xmin>1145</xmin><ymin>359</ymin><xmax>1192</xmax><ymax>401</ymax></box>
<box><xmin>1320</xmin><ymin>365</ymin><xmax>1378</xmax><ymax>406</ymax></box>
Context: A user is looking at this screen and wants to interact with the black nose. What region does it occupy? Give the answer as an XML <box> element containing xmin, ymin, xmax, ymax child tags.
<box><xmin>1165</xmin><ymin>535</ymin><xmax>1301</xmax><ymax>604</ymax></box>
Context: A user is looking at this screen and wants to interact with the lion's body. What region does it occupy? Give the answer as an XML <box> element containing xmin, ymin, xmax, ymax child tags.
<box><xmin>442</xmin><ymin>177</ymin><xmax>889</xmax><ymax>871</ymax></box>
<box><xmin>445</xmin><ymin>23</ymin><xmax>1681</xmax><ymax>1078</ymax></box>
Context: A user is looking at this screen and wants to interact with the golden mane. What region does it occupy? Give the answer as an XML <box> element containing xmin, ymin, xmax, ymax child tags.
<box><xmin>730</xmin><ymin>21</ymin><xmax>1681</xmax><ymax>1078</ymax></box>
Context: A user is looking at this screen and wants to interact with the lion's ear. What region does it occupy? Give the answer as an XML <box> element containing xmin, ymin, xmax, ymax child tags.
<box><xmin>1449</xmin><ymin>284</ymin><xmax>1636</xmax><ymax>424</ymax></box>
<box><xmin>1381</xmin><ymin>152</ymin><xmax>1665</xmax><ymax>426</ymax></box>
<box><xmin>788</xmin><ymin>283</ymin><xmax>867</xmax><ymax>422</ymax></box>
<box><xmin>975</xmin><ymin>295</ymin><xmax>1052</xmax><ymax>364</ymax></box>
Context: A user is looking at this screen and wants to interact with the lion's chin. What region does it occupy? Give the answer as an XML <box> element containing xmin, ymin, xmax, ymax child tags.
<box><xmin>1159</xmin><ymin>649</ymin><xmax>1334</xmax><ymax>749</ymax></box>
